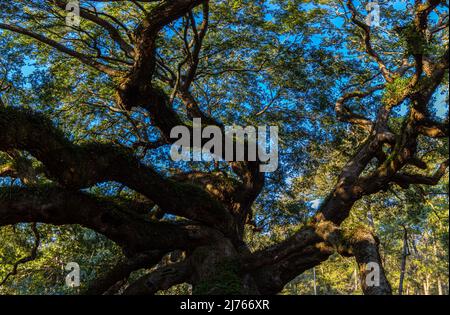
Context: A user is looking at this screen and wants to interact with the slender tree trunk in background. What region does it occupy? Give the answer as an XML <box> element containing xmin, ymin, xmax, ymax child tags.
<box><xmin>319</xmin><ymin>266</ymin><xmax>328</xmax><ymax>295</ymax></box>
<box><xmin>423</xmin><ymin>274</ymin><xmax>430</xmax><ymax>295</ymax></box>
<box><xmin>398</xmin><ymin>227</ymin><xmax>409</xmax><ymax>295</ymax></box>
<box><xmin>422</xmin><ymin>231</ymin><xmax>431</xmax><ymax>296</ymax></box>
<box><xmin>313</xmin><ymin>267</ymin><xmax>317</xmax><ymax>295</ymax></box>
<box><xmin>353</xmin><ymin>267</ymin><xmax>358</xmax><ymax>292</ymax></box>
<box><xmin>432</xmin><ymin>239</ymin><xmax>443</xmax><ymax>295</ymax></box>
<box><xmin>437</xmin><ymin>278</ymin><xmax>443</xmax><ymax>295</ymax></box>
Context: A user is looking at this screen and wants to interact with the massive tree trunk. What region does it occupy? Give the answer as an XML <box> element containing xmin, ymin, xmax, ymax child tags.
<box><xmin>0</xmin><ymin>0</ymin><xmax>448</xmax><ymax>295</ymax></box>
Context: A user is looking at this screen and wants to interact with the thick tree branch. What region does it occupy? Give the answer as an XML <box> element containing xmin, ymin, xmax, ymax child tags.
<box><xmin>391</xmin><ymin>159</ymin><xmax>449</xmax><ymax>188</ymax></box>
<box><xmin>335</xmin><ymin>84</ymin><xmax>384</xmax><ymax>130</ymax></box>
<box><xmin>85</xmin><ymin>250</ymin><xmax>165</xmax><ymax>295</ymax></box>
<box><xmin>116</xmin><ymin>1</ymin><xmax>206</xmax><ymax>141</ymax></box>
<box><xmin>244</xmin><ymin>221</ymin><xmax>340</xmax><ymax>294</ymax></box>
<box><xmin>0</xmin><ymin>185</ymin><xmax>222</xmax><ymax>255</ymax></box>
<box><xmin>123</xmin><ymin>259</ymin><xmax>191</xmax><ymax>295</ymax></box>
<box><xmin>343</xmin><ymin>228</ymin><xmax>392</xmax><ymax>295</ymax></box>
<box><xmin>0</xmin><ymin>106</ymin><xmax>235</xmax><ymax>235</ymax></box>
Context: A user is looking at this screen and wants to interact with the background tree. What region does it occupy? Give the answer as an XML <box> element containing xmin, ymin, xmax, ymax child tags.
<box><xmin>0</xmin><ymin>0</ymin><xmax>448</xmax><ymax>295</ymax></box>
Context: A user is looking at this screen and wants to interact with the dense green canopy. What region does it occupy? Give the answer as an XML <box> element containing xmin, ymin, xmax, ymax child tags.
<box><xmin>0</xmin><ymin>0</ymin><xmax>448</xmax><ymax>295</ymax></box>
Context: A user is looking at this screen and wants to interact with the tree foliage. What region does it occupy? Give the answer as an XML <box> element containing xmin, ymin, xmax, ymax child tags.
<box><xmin>0</xmin><ymin>0</ymin><xmax>448</xmax><ymax>295</ymax></box>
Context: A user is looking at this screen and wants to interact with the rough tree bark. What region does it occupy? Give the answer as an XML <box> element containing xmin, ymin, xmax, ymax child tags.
<box><xmin>0</xmin><ymin>0</ymin><xmax>448</xmax><ymax>295</ymax></box>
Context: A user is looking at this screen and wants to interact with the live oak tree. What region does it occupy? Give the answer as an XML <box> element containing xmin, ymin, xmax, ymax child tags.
<box><xmin>0</xmin><ymin>0</ymin><xmax>448</xmax><ymax>295</ymax></box>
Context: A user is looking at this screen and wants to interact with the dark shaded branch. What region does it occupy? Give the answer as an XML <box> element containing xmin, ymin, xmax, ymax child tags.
<box><xmin>85</xmin><ymin>250</ymin><xmax>164</xmax><ymax>295</ymax></box>
<box><xmin>0</xmin><ymin>106</ymin><xmax>235</xmax><ymax>234</ymax></box>
<box><xmin>414</xmin><ymin>0</ymin><xmax>442</xmax><ymax>32</ymax></box>
<box><xmin>417</xmin><ymin>119</ymin><xmax>449</xmax><ymax>138</ymax></box>
<box><xmin>123</xmin><ymin>259</ymin><xmax>191</xmax><ymax>295</ymax></box>
<box><xmin>0</xmin><ymin>185</ymin><xmax>222</xmax><ymax>255</ymax></box>
<box><xmin>391</xmin><ymin>159</ymin><xmax>449</xmax><ymax>188</ymax></box>
<box><xmin>244</xmin><ymin>221</ymin><xmax>339</xmax><ymax>294</ymax></box>
<box><xmin>116</xmin><ymin>1</ymin><xmax>206</xmax><ymax>140</ymax></box>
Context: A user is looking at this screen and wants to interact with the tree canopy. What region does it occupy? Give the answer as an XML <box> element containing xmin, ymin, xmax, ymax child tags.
<box><xmin>0</xmin><ymin>0</ymin><xmax>448</xmax><ymax>295</ymax></box>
